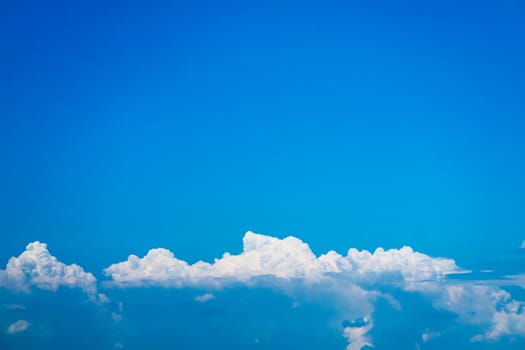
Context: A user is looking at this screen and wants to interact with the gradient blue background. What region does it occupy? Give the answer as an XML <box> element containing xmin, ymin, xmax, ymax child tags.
<box><xmin>2</xmin><ymin>0</ymin><xmax>524</xmax><ymax>276</ymax></box>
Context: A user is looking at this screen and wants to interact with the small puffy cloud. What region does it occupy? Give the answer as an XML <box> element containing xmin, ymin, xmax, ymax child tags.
<box><xmin>7</xmin><ymin>319</ymin><xmax>30</xmax><ymax>334</ymax></box>
<box><xmin>0</xmin><ymin>242</ymin><xmax>97</xmax><ymax>296</ymax></box>
<box><xmin>342</xmin><ymin>316</ymin><xmax>373</xmax><ymax>350</ymax></box>
<box><xmin>5</xmin><ymin>232</ymin><xmax>523</xmax><ymax>348</ymax></box>
<box><xmin>520</xmin><ymin>240</ymin><xmax>525</xmax><ymax>249</ymax></box>
<box><xmin>195</xmin><ymin>293</ymin><xmax>215</xmax><ymax>303</ymax></box>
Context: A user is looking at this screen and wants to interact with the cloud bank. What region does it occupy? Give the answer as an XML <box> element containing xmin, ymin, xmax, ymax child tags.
<box><xmin>2</xmin><ymin>232</ymin><xmax>525</xmax><ymax>349</ymax></box>
<box><xmin>103</xmin><ymin>231</ymin><xmax>525</xmax><ymax>349</ymax></box>
<box><xmin>103</xmin><ymin>231</ymin><xmax>461</xmax><ymax>288</ymax></box>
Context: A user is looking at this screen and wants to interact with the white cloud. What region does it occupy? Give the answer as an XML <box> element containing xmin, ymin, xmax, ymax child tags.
<box><xmin>343</xmin><ymin>316</ymin><xmax>373</xmax><ymax>350</ymax></box>
<box><xmin>0</xmin><ymin>241</ymin><xmax>97</xmax><ymax>296</ymax></box>
<box><xmin>195</xmin><ymin>293</ymin><xmax>215</xmax><ymax>303</ymax></box>
<box><xmin>104</xmin><ymin>232</ymin><xmax>338</xmax><ymax>287</ymax></box>
<box><xmin>3</xmin><ymin>232</ymin><xmax>523</xmax><ymax>348</ymax></box>
<box><xmin>104</xmin><ymin>231</ymin><xmax>461</xmax><ymax>288</ymax></box>
<box><xmin>103</xmin><ymin>231</ymin><xmax>470</xmax><ymax>349</ymax></box>
<box><xmin>7</xmin><ymin>319</ymin><xmax>30</xmax><ymax>334</ymax></box>
<box><xmin>102</xmin><ymin>231</ymin><xmax>525</xmax><ymax>347</ymax></box>
<box><xmin>520</xmin><ymin>240</ymin><xmax>525</xmax><ymax>249</ymax></box>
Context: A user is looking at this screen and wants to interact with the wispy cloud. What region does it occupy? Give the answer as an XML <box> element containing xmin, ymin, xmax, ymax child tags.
<box><xmin>194</xmin><ymin>293</ymin><xmax>215</xmax><ymax>303</ymax></box>
<box><xmin>7</xmin><ymin>319</ymin><xmax>30</xmax><ymax>334</ymax></box>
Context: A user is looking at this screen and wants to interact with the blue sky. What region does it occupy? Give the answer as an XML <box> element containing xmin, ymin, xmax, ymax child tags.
<box><xmin>1</xmin><ymin>0</ymin><xmax>525</xmax><ymax>349</ymax></box>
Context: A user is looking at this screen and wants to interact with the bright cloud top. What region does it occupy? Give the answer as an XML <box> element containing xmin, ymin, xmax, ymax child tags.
<box><xmin>104</xmin><ymin>231</ymin><xmax>460</xmax><ymax>288</ymax></box>
<box><xmin>0</xmin><ymin>241</ymin><xmax>97</xmax><ymax>295</ymax></box>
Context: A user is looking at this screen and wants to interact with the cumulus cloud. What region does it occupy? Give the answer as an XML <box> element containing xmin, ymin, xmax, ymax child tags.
<box><xmin>195</xmin><ymin>293</ymin><xmax>215</xmax><ymax>303</ymax></box>
<box><xmin>102</xmin><ymin>231</ymin><xmax>525</xmax><ymax>348</ymax></box>
<box><xmin>520</xmin><ymin>240</ymin><xmax>525</xmax><ymax>249</ymax></box>
<box><xmin>104</xmin><ymin>232</ymin><xmax>334</xmax><ymax>287</ymax></box>
<box><xmin>0</xmin><ymin>241</ymin><xmax>97</xmax><ymax>296</ymax></box>
<box><xmin>103</xmin><ymin>231</ymin><xmax>470</xmax><ymax>349</ymax></box>
<box><xmin>7</xmin><ymin>319</ymin><xmax>30</xmax><ymax>334</ymax></box>
<box><xmin>3</xmin><ymin>232</ymin><xmax>524</xmax><ymax>349</ymax></box>
<box><xmin>104</xmin><ymin>231</ymin><xmax>461</xmax><ymax>288</ymax></box>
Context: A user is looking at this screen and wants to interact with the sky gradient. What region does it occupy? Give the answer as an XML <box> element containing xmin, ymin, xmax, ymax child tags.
<box><xmin>1</xmin><ymin>0</ymin><xmax>525</xmax><ymax>349</ymax></box>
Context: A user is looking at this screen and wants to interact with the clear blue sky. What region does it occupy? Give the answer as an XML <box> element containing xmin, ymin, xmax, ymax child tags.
<box><xmin>1</xmin><ymin>0</ymin><xmax>524</xmax><ymax>275</ymax></box>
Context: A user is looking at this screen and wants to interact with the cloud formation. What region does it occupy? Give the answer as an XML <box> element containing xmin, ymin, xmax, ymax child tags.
<box><xmin>102</xmin><ymin>231</ymin><xmax>525</xmax><ymax>349</ymax></box>
<box><xmin>0</xmin><ymin>241</ymin><xmax>97</xmax><ymax>296</ymax></box>
<box><xmin>1</xmin><ymin>232</ymin><xmax>524</xmax><ymax>349</ymax></box>
<box><xmin>104</xmin><ymin>231</ymin><xmax>460</xmax><ymax>288</ymax></box>
<box><xmin>6</xmin><ymin>319</ymin><xmax>30</xmax><ymax>334</ymax></box>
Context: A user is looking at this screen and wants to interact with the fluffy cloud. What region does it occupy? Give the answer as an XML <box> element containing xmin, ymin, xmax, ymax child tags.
<box><xmin>6</xmin><ymin>319</ymin><xmax>30</xmax><ymax>334</ymax></box>
<box><xmin>103</xmin><ymin>231</ymin><xmax>525</xmax><ymax>349</ymax></box>
<box><xmin>104</xmin><ymin>231</ymin><xmax>461</xmax><ymax>288</ymax></box>
<box><xmin>103</xmin><ymin>231</ymin><xmax>467</xmax><ymax>349</ymax></box>
<box><xmin>104</xmin><ymin>232</ymin><xmax>335</xmax><ymax>287</ymax></box>
<box><xmin>0</xmin><ymin>241</ymin><xmax>97</xmax><ymax>296</ymax></box>
<box><xmin>520</xmin><ymin>240</ymin><xmax>525</xmax><ymax>249</ymax></box>
<box><xmin>3</xmin><ymin>232</ymin><xmax>524</xmax><ymax>349</ymax></box>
